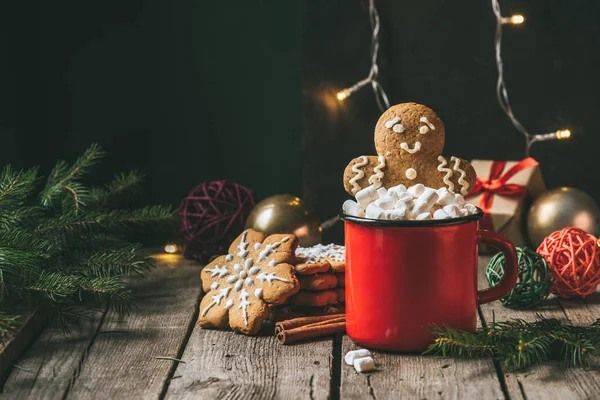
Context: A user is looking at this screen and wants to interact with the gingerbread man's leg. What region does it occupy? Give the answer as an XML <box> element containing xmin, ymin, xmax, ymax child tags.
<box><xmin>343</xmin><ymin>155</ymin><xmax>387</xmax><ymax>195</ymax></box>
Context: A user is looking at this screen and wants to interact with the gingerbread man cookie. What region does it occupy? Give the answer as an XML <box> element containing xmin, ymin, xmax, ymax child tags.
<box><xmin>343</xmin><ymin>103</ymin><xmax>476</xmax><ymax>196</ymax></box>
<box><xmin>199</xmin><ymin>229</ymin><xmax>300</xmax><ymax>335</ymax></box>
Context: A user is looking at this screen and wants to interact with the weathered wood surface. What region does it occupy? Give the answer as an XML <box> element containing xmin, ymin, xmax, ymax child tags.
<box><xmin>478</xmin><ymin>256</ymin><xmax>600</xmax><ymax>400</ymax></box>
<box><xmin>0</xmin><ymin>310</ymin><xmax>48</xmax><ymax>385</ymax></box>
<box><xmin>1</xmin><ymin>254</ymin><xmax>201</xmax><ymax>399</ymax></box>
<box><xmin>2</xmin><ymin>254</ymin><xmax>600</xmax><ymax>400</ymax></box>
<box><xmin>340</xmin><ymin>335</ymin><xmax>505</xmax><ymax>400</ymax></box>
<box><xmin>164</xmin><ymin>327</ymin><xmax>334</xmax><ymax>400</ymax></box>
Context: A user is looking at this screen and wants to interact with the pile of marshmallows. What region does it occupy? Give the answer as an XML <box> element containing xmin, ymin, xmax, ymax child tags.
<box><xmin>343</xmin><ymin>183</ymin><xmax>479</xmax><ymax>221</ymax></box>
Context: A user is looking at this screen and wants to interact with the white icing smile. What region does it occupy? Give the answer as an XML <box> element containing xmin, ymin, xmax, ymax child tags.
<box><xmin>400</xmin><ymin>141</ymin><xmax>421</xmax><ymax>154</ymax></box>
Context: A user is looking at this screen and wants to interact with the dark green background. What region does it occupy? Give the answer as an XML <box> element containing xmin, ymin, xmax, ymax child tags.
<box><xmin>0</xmin><ymin>0</ymin><xmax>303</xmax><ymax>206</ymax></box>
<box><xmin>1</xmin><ymin>0</ymin><xmax>599</xmax><ymax>219</ymax></box>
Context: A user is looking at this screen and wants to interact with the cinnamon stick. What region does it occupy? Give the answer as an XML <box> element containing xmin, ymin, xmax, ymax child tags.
<box><xmin>275</xmin><ymin>313</ymin><xmax>345</xmax><ymax>331</ymax></box>
<box><xmin>275</xmin><ymin>316</ymin><xmax>345</xmax><ymax>336</ymax></box>
<box><xmin>277</xmin><ymin>321</ymin><xmax>346</xmax><ymax>345</ymax></box>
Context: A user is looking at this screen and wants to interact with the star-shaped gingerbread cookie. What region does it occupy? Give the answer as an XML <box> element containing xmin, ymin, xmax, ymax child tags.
<box><xmin>199</xmin><ymin>229</ymin><xmax>300</xmax><ymax>335</ymax></box>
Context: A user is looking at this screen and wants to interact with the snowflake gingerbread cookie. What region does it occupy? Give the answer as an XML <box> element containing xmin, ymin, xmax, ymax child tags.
<box><xmin>199</xmin><ymin>229</ymin><xmax>300</xmax><ymax>335</ymax></box>
<box><xmin>343</xmin><ymin>102</ymin><xmax>476</xmax><ymax>196</ymax></box>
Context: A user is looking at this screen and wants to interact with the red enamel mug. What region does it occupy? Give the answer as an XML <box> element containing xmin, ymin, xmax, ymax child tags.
<box><xmin>342</xmin><ymin>211</ymin><xmax>518</xmax><ymax>352</ymax></box>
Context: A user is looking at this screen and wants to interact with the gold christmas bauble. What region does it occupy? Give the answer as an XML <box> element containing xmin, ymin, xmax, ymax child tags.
<box><xmin>245</xmin><ymin>194</ymin><xmax>322</xmax><ymax>246</ymax></box>
<box><xmin>527</xmin><ymin>187</ymin><xmax>600</xmax><ymax>247</ymax></box>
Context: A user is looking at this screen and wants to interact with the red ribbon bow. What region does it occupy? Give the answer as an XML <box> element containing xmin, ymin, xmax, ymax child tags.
<box><xmin>468</xmin><ymin>157</ymin><xmax>539</xmax><ymax>230</ymax></box>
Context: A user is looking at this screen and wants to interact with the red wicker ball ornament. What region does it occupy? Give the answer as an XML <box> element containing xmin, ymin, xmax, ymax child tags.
<box><xmin>179</xmin><ymin>180</ymin><xmax>255</xmax><ymax>262</ymax></box>
<box><xmin>536</xmin><ymin>227</ymin><xmax>600</xmax><ymax>299</ymax></box>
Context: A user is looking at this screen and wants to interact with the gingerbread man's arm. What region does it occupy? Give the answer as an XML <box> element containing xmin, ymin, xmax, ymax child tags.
<box><xmin>434</xmin><ymin>156</ymin><xmax>476</xmax><ymax>196</ymax></box>
<box><xmin>343</xmin><ymin>155</ymin><xmax>384</xmax><ymax>195</ymax></box>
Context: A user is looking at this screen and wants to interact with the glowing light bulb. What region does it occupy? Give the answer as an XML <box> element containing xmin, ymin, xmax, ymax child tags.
<box><xmin>555</xmin><ymin>129</ymin><xmax>571</xmax><ymax>140</ymax></box>
<box><xmin>510</xmin><ymin>14</ymin><xmax>525</xmax><ymax>24</ymax></box>
<box><xmin>164</xmin><ymin>243</ymin><xmax>179</xmax><ymax>254</ymax></box>
<box><xmin>501</xmin><ymin>14</ymin><xmax>525</xmax><ymax>25</ymax></box>
<box><xmin>336</xmin><ymin>89</ymin><xmax>351</xmax><ymax>102</ymax></box>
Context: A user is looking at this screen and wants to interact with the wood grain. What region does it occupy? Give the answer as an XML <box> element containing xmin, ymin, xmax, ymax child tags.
<box><xmin>339</xmin><ymin>335</ymin><xmax>505</xmax><ymax>400</ymax></box>
<box><xmin>1</xmin><ymin>311</ymin><xmax>106</xmax><ymax>399</ymax></box>
<box><xmin>164</xmin><ymin>327</ymin><xmax>334</xmax><ymax>400</ymax></box>
<box><xmin>65</xmin><ymin>256</ymin><xmax>201</xmax><ymax>399</ymax></box>
<box><xmin>477</xmin><ymin>256</ymin><xmax>600</xmax><ymax>400</ymax></box>
<box><xmin>0</xmin><ymin>309</ymin><xmax>48</xmax><ymax>384</ymax></box>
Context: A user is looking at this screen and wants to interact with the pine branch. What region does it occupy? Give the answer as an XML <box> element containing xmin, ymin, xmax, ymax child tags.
<box><xmin>89</xmin><ymin>170</ymin><xmax>145</xmax><ymax>208</ymax></box>
<box><xmin>426</xmin><ymin>317</ymin><xmax>600</xmax><ymax>370</ymax></box>
<box><xmin>39</xmin><ymin>143</ymin><xmax>105</xmax><ymax>210</ymax></box>
<box><xmin>0</xmin><ymin>166</ymin><xmax>38</xmax><ymax>210</ymax></box>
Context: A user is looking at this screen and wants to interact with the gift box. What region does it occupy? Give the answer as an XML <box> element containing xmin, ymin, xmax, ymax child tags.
<box><xmin>467</xmin><ymin>158</ymin><xmax>545</xmax><ymax>248</ymax></box>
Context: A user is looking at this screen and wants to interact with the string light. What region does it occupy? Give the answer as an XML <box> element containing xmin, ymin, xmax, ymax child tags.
<box><xmin>163</xmin><ymin>243</ymin><xmax>179</xmax><ymax>254</ymax></box>
<box><xmin>336</xmin><ymin>0</ymin><xmax>390</xmax><ymax>112</ymax></box>
<box><xmin>492</xmin><ymin>0</ymin><xmax>571</xmax><ymax>155</ymax></box>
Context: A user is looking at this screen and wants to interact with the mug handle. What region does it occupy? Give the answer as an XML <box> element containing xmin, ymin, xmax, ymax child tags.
<box><xmin>477</xmin><ymin>230</ymin><xmax>519</xmax><ymax>304</ymax></box>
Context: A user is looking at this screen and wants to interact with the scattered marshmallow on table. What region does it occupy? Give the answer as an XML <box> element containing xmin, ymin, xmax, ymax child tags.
<box><xmin>344</xmin><ymin>349</ymin><xmax>372</xmax><ymax>365</ymax></box>
<box><xmin>345</xmin><ymin>349</ymin><xmax>376</xmax><ymax>373</ymax></box>
<box><xmin>353</xmin><ymin>356</ymin><xmax>376</xmax><ymax>373</ymax></box>
<box><xmin>343</xmin><ymin>183</ymin><xmax>479</xmax><ymax>221</ymax></box>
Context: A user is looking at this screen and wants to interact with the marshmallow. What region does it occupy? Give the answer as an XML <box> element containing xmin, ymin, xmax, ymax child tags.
<box><xmin>374</xmin><ymin>195</ymin><xmax>396</xmax><ymax>210</ymax></box>
<box><xmin>464</xmin><ymin>203</ymin><xmax>478</xmax><ymax>214</ymax></box>
<box><xmin>387</xmin><ymin>184</ymin><xmax>407</xmax><ymax>199</ymax></box>
<box><xmin>343</xmin><ymin>200</ymin><xmax>362</xmax><ymax>216</ymax></box>
<box><xmin>384</xmin><ymin>207</ymin><xmax>407</xmax><ymax>220</ymax></box>
<box><xmin>365</xmin><ymin>203</ymin><xmax>385</xmax><ymax>219</ymax></box>
<box><xmin>443</xmin><ymin>204</ymin><xmax>460</xmax><ymax>218</ymax></box>
<box><xmin>407</xmin><ymin>183</ymin><xmax>426</xmax><ymax>198</ymax></box>
<box><xmin>376</xmin><ymin>187</ymin><xmax>388</xmax><ymax>198</ymax></box>
<box><xmin>416</xmin><ymin>212</ymin><xmax>432</xmax><ymax>220</ymax></box>
<box><xmin>454</xmin><ymin>193</ymin><xmax>466</xmax><ymax>207</ymax></box>
<box><xmin>344</xmin><ymin>349</ymin><xmax>372</xmax><ymax>365</ymax></box>
<box><xmin>433</xmin><ymin>208</ymin><xmax>449</xmax><ymax>219</ymax></box>
<box><xmin>436</xmin><ymin>187</ymin><xmax>456</xmax><ymax>206</ymax></box>
<box><xmin>353</xmin><ymin>356</ymin><xmax>376</xmax><ymax>373</ymax></box>
<box><xmin>356</xmin><ymin>186</ymin><xmax>379</xmax><ymax>208</ymax></box>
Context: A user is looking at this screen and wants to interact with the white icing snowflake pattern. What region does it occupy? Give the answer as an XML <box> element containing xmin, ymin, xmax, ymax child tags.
<box><xmin>296</xmin><ymin>243</ymin><xmax>345</xmax><ymax>264</ymax></box>
<box><xmin>200</xmin><ymin>231</ymin><xmax>292</xmax><ymax>327</ymax></box>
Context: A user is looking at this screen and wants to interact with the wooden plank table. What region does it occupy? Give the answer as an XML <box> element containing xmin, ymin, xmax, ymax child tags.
<box><xmin>1</xmin><ymin>253</ymin><xmax>599</xmax><ymax>399</ymax></box>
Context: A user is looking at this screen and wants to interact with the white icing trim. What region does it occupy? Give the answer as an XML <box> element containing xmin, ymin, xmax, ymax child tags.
<box><xmin>419</xmin><ymin>116</ymin><xmax>435</xmax><ymax>130</ymax></box>
<box><xmin>437</xmin><ymin>156</ymin><xmax>455</xmax><ymax>192</ymax></box>
<box><xmin>257</xmin><ymin>272</ymin><xmax>290</xmax><ymax>284</ymax></box>
<box><xmin>349</xmin><ymin>156</ymin><xmax>369</xmax><ymax>194</ymax></box>
<box><xmin>450</xmin><ymin>156</ymin><xmax>469</xmax><ymax>195</ymax></box>
<box><xmin>237</xmin><ymin>231</ymin><xmax>249</xmax><ymax>257</ymax></box>
<box><xmin>205</xmin><ymin>265</ymin><xmax>228</xmax><ymax>278</ymax></box>
<box><xmin>200</xmin><ymin>287</ymin><xmax>231</xmax><ymax>317</ymax></box>
<box><xmin>367</xmin><ymin>155</ymin><xmax>386</xmax><ymax>188</ymax></box>
<box><xmin>392</xmin><ymin>124</ymin><xmax>405</xmax><ymax>133</ymax></box>
<box><xmin>400</xmin><ymin>141</ymin><xmax>421</xmax><ymax>154</ymax></box>
<box><xmin>384</xmin><ymin>116</ymin><xmax>400</xmax><ymax>128</ymax></box>
<box><xmin>296</xmin><ymin>243</ymin><xmax>345</xmax><ymax>264</ymax></box>
<box><xmin>238</xmin><ymin>289</ymin><xmax>250</xmax><ymax>326</ymax></box>
<box><xmin>258</xmin><ymin>236</ymin><xmax>290</xmax><ymax>261</ymax></box>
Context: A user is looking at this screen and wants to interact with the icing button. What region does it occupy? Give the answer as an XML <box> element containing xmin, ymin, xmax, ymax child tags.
<box><xmin>405</xmin><ymin>168</ymin><xmax>417</xmax><ymax>180</ymax></box>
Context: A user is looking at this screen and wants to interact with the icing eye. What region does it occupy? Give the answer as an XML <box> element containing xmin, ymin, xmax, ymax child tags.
<box><xmin>384</xmin><ymin>116</ymin><xmax>400</xmax><ymax>128</ymax></box>
<box><xmin>392</xmin><ymin>124</ymin><xmax>405</xmax><ymax>133</ymax></box>
<box><xmin>419</xmin><ymin>116</ymin><xmax>436</xmax><ymax>134</ymax></box>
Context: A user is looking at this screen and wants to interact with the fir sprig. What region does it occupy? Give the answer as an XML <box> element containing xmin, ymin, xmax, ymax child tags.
<box><xmin>0</xmin><ymin>144</ymin><xmax>173</xmax><ymax>339</ymax></box>
<box><xmin>426</xmin><ymin>316</ymin><xmax>600</xmax><ymax>370</ymax></box>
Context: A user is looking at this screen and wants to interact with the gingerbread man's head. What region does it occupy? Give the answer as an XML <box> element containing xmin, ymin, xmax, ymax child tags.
<box><xmin>374</xmin><ymin>102</ymin><xmax>444</xmax><ymax>160</ymax></box>
<box><xmin>343</xmin><ymin>102</ymin><xmax>476</xmax><ymax>196</ymax></box>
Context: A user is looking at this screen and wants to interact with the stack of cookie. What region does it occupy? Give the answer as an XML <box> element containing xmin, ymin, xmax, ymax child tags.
<box><xmin>289</xmin><ymin>243</ymin><xmax>345</xmax><ymax>313</ymax></box>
